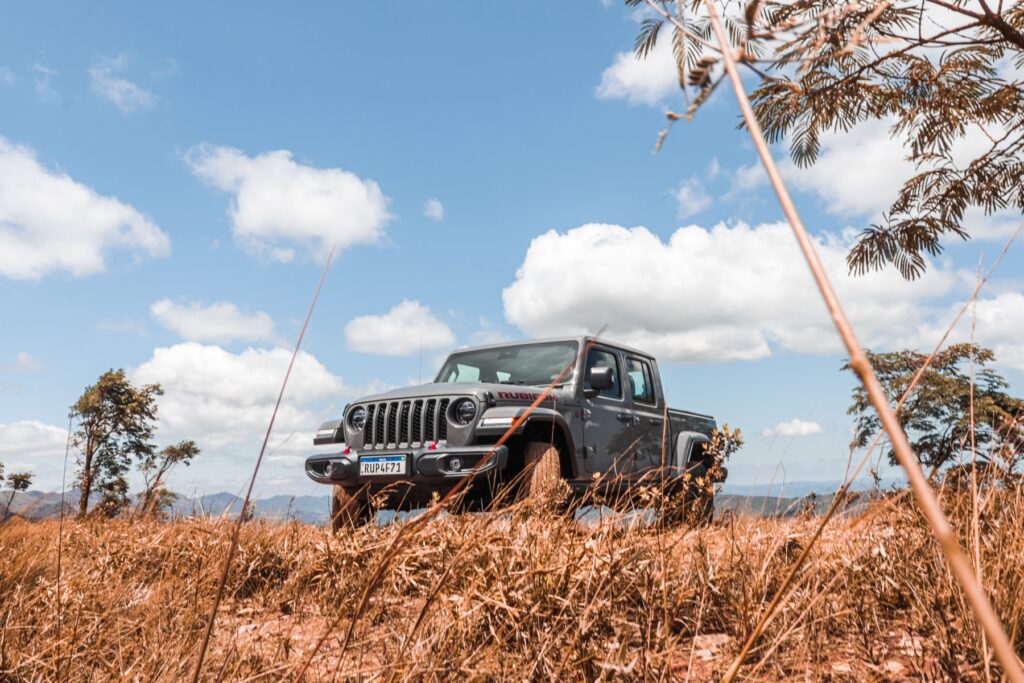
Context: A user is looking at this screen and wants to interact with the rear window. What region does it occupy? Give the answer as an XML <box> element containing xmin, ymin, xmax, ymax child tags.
<box><xmin>625</xmin><ymin>357</ymin><xmax>655</xmax><ymax>405</ymax></box>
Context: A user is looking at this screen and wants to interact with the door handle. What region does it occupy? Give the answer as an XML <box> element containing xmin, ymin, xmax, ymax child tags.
<box><xmin>649</xmin><ymin>418</ymin><xmax>662</xmax><ymax>425</ymax></box>
<box><xmin>616</xmin><ymin>412</ymin><xmax>633</xmax><ymax>422</ymax></box>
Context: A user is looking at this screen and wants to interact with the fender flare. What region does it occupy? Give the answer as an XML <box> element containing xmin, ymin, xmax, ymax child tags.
<box><xmin>519</xmin><ymin>410</ymin><xmax>577</xmax><ymax>479</ymax></box>
<box><xmin>673</xmin><ymin>431</ymin><xmax>710</xmax><ymax>472</ymax></box>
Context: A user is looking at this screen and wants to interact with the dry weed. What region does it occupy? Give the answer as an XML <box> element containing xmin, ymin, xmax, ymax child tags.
<box><xmin>1</xmin><ymin>483</ymin><xmax>1022</xmax><ymax>681</ymax></box>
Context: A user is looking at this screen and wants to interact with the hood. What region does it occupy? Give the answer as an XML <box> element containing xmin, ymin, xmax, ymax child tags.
<box><xmin>355</xmin><ymin>382</ymin><xmax>577</xmax><ymax>404</ymax></box>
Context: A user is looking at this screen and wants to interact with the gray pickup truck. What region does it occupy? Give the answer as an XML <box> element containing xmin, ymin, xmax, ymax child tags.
<box><xmin>305</xmin><ymin>336</ymin><xmax>723</xmax><ymax>528</ymax></box>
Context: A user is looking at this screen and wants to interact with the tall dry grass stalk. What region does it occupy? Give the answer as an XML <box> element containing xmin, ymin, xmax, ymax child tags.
<box><xmin>3</xmin><ymin>484</ymin><xmax>1024</xmax><ymax>680</ymax></box>
<box><xmin>193</xmin><ymin>245</ymin><xmax>336</xmax><ymax>683</ymax></box>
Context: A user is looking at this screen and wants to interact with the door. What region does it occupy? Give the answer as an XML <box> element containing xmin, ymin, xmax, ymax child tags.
<box><xmin>624</xmin><ymin>356</ymin><xmax>664</xmax><ymax>477</ymax></box>
<box><xmin>581</xmin><ymin>346</ymin><xmax>632</xmax><ymax>476</ymax></box>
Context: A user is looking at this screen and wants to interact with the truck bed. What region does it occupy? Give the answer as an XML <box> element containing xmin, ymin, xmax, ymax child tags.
<box><xmin>667</xmin><ymin>408</ymin><xmax>716</xmax><ymax>438</ymax></box>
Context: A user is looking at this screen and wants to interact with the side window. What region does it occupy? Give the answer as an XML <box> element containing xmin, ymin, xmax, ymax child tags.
<box><xmin>625</xmin><ymin>357</ymin><xmax>655</xmax><ymax>405</ymax></box>
<box><xmin>585</xmin><ymin>348</ymin><xmax>621</xmax><ymax>399</ymax></box>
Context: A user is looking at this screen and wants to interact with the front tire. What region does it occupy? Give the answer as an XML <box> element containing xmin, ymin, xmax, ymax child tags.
<box><xmin>331</xmin><ymin>485</ymin><xmax>372</xmax><ymax>531</ymax></box>
<box><xmin>522</xmin><ymin>442</ymin><xmax>563</xmax><ymax>505</ymax></box>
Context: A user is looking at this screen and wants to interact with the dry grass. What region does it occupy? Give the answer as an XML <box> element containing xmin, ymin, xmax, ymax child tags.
<box><xmin>2</xmin><ymin>484</ymin><xmax>1023</xmax><ymax>681</ymax></box>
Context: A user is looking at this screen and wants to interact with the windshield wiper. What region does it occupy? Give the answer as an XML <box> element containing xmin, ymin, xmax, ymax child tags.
<box><xmin>498</xmin><ymin>379</ymin><xmax>525</xmax><ymax>385</ymax></box>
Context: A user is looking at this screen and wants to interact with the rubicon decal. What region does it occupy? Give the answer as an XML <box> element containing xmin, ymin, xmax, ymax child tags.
<box><xmin>497</xmin><ymin>391</ymin><xmax>555</xmax><ymax>402</ymax></box>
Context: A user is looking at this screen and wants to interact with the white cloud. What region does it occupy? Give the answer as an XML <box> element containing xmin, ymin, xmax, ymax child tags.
<box><xmin>150</xmin><ymin>298</ymin><xmax>276</xmax><ymax>343</ymax></box>
<box><xmin>972</xmin><ymin>293</ymin><xmax>1024</xmax><ymax>370</ymax></box>
<box><xmin>470</xmin><ymin>317</ymin><xmax>510</xmax><ymax>346</ymax></box>
<box><xmin>0</xmin><ymin>137</ymin><xmax>170</xmax><ymax>279</ymax></box>
<box><xmin>4</xmin><ymin>352</ymin><xmax>43</xmax><ymax>373</ymax></box>
<box><xmin>0</xmin><ymin>66</ymin><xmax>14</xmax><ymax>85</ymax></box>
<box><xmin>503</xmin><ymin>222</ymin><xmax>955</xmax><ymax>362</ymax></box>
<box><xmin>0</xmin><ymin>421</ymin><xmax>67</xmax><ymax>459</ymax></box>
<box><xmin>32</xmin><ymin>64</ymin><xmax>58</xmax><ymax>102</ymax></box>
<box><xmin>345</xmin><ymin>300</ymin><xmax>456</xmax><ymax>356</ymax></box>
<box><xmin>909</xmin><ymin>291</ymin><xmax>1024</xmax><ymax>371</ymax></box>
<box><xmin>186</xmin><ymin>144</ymin><xmax>391</xmax><ymax>262</ymax></box>
<box><xmin>89</xmin><ymin>54</ymin><xmax>157</xmax><ymax>113</ymax></box>
<box><xmin>596</xmin><ymin>35</ymin><xmax>677</xmax><ymax>106</ymax></box>
<box><xmin>0</xmin><ymin>421</ymin><xmax>69</xmax><ymax>490</ymax></box>
<box><xmin>706</xmin><ymin>158</ymin><xmax>721</xmax><ymax>180</ymax></box>
<box><xmin>132</xmin><ymin>343</ymin><xmax>347</xmax><ymax>448</ymax></box>
<box><xmin>728</xmin><ymin>162</ymin><xmax>768</xmax><ymax>196</ymax></box>
<box><xmin>781</xmin><ymin>118</ymin><xmax>999</xmax><ymax>224</ymax></box>
<box><xmin>781</xmin><ymin>119</ymin><xmax>908</xmax><ymax>217</ymax></box>
<box><xmin>424</xmin><ymin>198</ymin><xmax>445</xmax><ymax>221</ymax></box>
<box><xmin>763</xmin><ymin>419</ymin><xmax>823</xmax><ymax>437</ymax></box>
<box><xmin>957</xmin><ymin>206</ymin><xmax>1022</xmax><ymax>241</ymax></box>
<box><xmin>674</xmin><ymin>176</ymin><xmax>711</xmax><ymax>218</ymax></box>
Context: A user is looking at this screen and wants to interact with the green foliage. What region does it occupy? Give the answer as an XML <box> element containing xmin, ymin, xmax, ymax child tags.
<box><xmin>627</xmin><ymin>0</ymin><xmax>1024</xmax><ymax>278</ymax></box>
<box><xmin>844</xmin><ymin>344</ymin><xmax>1024</xmax><ymax>472</ymax></box>
<box><xmin>7</xmin><ymin>472</ymin><xmax>33</xmax><ymax>492</ymax></box>
<box><xmin>138</xmin><ymin>440</ymin><xmax>200</xmax><ymax>518</ymax></box>
<box><xmin>69</xmin><ymin>369</ymin><xmax>163</xmax><ymax>518</ymax></box>
<box><xmin>2</xmin><ymin>471</ymin><xmax>33</xmax><ymax>522</ymax></box>
<box><xmin>700</xmin><ymin>423</ymin><xmax>743</xmax><ymax>494</ymax></box>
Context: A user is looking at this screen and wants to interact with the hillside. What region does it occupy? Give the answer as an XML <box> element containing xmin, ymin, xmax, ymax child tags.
<box><xmin>5</xmin><ymin>479</ymin><xmax>882</xmax><ymax>525</ymax></box>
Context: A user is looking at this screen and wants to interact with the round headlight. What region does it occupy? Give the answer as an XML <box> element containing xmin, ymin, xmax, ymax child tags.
<box><xmin>348</xmin><ymin>406</ymin><xmax>367</xmax><ymax>431</ymax></box>
<box><xmin>453</xmin><ymin>398</ymin><xmax>477</xmax><ymax>425</ymax></box>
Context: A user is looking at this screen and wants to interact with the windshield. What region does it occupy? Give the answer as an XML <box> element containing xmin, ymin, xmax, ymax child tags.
<box><xmin>435</xmin><ymin>341</ymin><xmax>579</xmax><ymax>386</ymax></box>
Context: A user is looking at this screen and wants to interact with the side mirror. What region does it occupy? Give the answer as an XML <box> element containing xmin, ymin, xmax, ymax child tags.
<box><xmin>583</xmin><ymin>366</ymin><xmax>614</xmax><ymax>398</ymax></box>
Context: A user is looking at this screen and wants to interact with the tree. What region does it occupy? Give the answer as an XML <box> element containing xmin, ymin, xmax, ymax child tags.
<box><xmin>845</xmin><ymin>344</ymin><xmax>1024</xmax><ymax>472</ymax></box>
<box><xmin>137</xmin><ymin>440</ymin><xmax>200</xmax><ymax>517</ymax></box>
<box><xmin>626</xmin><ymin>0</ymin><xmax>1024</xmax><ymax>278</ymax></box>
<box><xmin>3</xmin><ymin>472</ymin><xmax>33</xmax><ymax>522</ymax></box>
<box><xmin>69</xmin><ymin>369</ymin><xmax>162</xmax><ymax>517</ymax></box>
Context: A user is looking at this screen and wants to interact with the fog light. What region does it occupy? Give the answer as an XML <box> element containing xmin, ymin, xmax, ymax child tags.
<box><xmin>449</xmin><ymin>457</ymin><xmax>462</xmax><ymax>472</ymax></box>
<box><xmin>323</xmin><ymin>457</ymin><xmax>353</xmax><ymax>479</ymax></box>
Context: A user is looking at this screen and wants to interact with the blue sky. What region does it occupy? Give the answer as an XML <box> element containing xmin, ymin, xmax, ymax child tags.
<box><xmin>1</xmin><ymin>1</ymin><xmax>1022</xmax><ymax>499</ymax></box>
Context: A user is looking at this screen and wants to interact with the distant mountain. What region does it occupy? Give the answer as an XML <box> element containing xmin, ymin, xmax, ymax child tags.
<box><xmin>5</xmin><ymin>485</ymin><xmax>882</xmax><ymax>524</ymax></box>
<box><xmin>171</xmin><ymin>492</ymin><xmax>246</xmax><ymax>518</ymax></box>
<box><xmin>6</xmin><ymin>490</ymin><xmax>87</xmax><ymax>519</ymax></box>
<box><xmin>717</xmin><ymin>492</ymin><xmax>868</xmax><ymax>517</ymax></box>
<box><xmin>4</xmin><ymin>489</ymin><xmax>332</xmax><ymax>524</ymax></box>
<box><xmin>252</xmin><ymin>494</ymin><xmax>331</xmax><ymax>524</ymax></box>
<box><xmin>722</xmin><ymin>478</ymin><xmax>904</xmax><ymax>498</ymax></box>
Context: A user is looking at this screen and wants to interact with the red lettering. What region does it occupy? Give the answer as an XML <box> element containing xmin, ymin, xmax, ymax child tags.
<box><xmin>496</xmin><ymin>391</ymin><xmax>555</xmax><ymax>402</ymax></box>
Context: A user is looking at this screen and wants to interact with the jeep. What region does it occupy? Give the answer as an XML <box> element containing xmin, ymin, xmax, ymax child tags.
<box><xmin>304</xmin><ymin>337</ymin><xmax>723</xmax><ymax>527</ymax></box>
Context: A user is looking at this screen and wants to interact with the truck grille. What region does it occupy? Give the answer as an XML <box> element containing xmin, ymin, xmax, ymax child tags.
<box><xmin>362</xmin><ymin>398</ymin><xmax>452</xmax><ymax>449</ymax></box>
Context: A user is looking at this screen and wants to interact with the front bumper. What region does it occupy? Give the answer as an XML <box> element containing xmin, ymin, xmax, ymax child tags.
<box><xmin>304</xmin><ymin>444</ymin><xmax>509</xmax><ymax>485</ymax></box>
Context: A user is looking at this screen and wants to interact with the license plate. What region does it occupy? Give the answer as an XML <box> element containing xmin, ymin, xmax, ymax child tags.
<box><xmin>359</xmin><ymin>455</ymin><xmax>407</xmax><ymax>476</ymax></box>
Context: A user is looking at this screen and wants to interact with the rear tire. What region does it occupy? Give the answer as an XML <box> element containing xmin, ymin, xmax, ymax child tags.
<box><xmin>660</xmin><ymin>463</ymin><xmax>714</xmax><ymax>527</ymax></box>
<box><xmin>690</xmin><ymin>491</ymin><xmax>714</xmax><ymax>526</ymax></box>
<box><xmin>523</xmin><ymin>442</ymin><xmax>563</xmax><ymax>505</ymax></box>
<box><xmin>331</xmin><ymin>485</ymin><xmax>372</xmax><ymax>531</ymax></box>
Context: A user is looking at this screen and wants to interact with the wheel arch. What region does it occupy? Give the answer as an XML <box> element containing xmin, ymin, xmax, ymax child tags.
<box><xmin>520</xmin><ymin>415</ymin><xmax>576</xmax><ymax>479</ymax></box>
<box><xmin>673</xmin><ymin>431</ymin><xmax>711</xmax><ymax>472</ymax></box>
